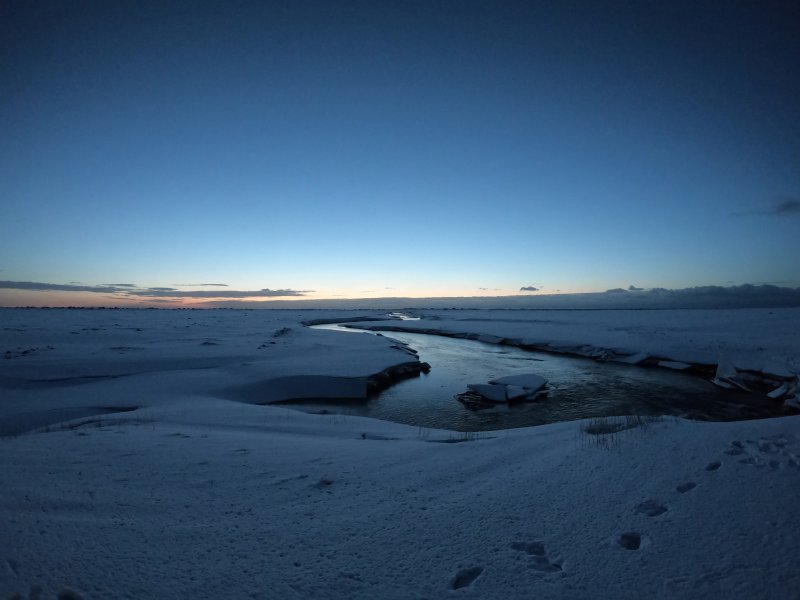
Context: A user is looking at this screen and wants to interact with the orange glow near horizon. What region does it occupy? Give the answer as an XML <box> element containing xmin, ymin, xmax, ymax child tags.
<box><xmin>0</xmin><ymin>289</ymin><xmax>184</xmax><ymax>308</ymax></box>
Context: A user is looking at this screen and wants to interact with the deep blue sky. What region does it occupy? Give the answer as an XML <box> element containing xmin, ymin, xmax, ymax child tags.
<box><xmin>2</xmin><ymin>0</ymin><xmax>799</xmax><ymax>306</ymax></box>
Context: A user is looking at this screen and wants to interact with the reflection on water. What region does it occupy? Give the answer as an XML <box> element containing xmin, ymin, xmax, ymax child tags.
<box><xmin>290</xmin><ymin>324</ymin><xmax>780</xmax><ymax>432</ymax></box>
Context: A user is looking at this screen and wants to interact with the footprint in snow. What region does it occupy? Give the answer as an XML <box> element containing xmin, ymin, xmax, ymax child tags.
<box><xmin>705</xmin><ymin>461</ymin><xmax>722</xmax><ymax>471</ymax></box>
<box><xmin>8</xmin><ymin>585</ymin><xmax>82</xmax><ymax>600</ymax></box>
<box><xmin>724</xmin><ymin>440</ymin><xmax>745</xmax><ymax>456</ymax></box>
<box><xmin>314</xmin><ymin>478</ymin><xmax>334</xmax><ymax>490</ymax></box>
<box><xmin>510</xmin><ymin>541</ymin><xmax>545</xmax><ymax>556</ymax></box>
<box><xmin>635</xmin><ymin>500</ymin><xmax>667</xmax><ymax>517</ymax></box>
<box><xmin>618</xmin><ymin>532</ymin><xmax>641</xmax><ymax>550</ymax></box>
<box><xmin>450</xmin><ymin>566</ymin><xmax>483</xmax><ymax>590</ymax></box>
<box><xmin>510</xmin><ymin>541</ymin><xmax>562</xmax><ymax>572</ymax></box>
<box><xmin>723</xmin><ymin>437</ymin><xmax>799</xmax><ymax>470</ymax></box>
<box><xmin>6</xmin><ymin>558</ymin><xmax>19</xmax><ymax>577</ymax></box>
<box><xmin>676</xmin><ymin>481</ymin><xmax>697</xmax><ymax>493</ymax></box>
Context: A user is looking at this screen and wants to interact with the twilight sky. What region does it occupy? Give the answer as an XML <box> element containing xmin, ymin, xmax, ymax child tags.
<box><xmin>1</xmin><ymin>0</ymin><xmax>799</xmax><ymax>307</ymax></box>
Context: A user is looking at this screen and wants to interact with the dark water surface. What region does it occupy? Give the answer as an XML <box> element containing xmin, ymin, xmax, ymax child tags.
<box><xmin>286</xmin><ymin>324</ymin><xmax>779</xmax><ymax>432</ymax></box>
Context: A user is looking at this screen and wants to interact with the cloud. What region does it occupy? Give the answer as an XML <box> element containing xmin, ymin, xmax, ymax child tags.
<box><xmin>0</xmin><ymin>280</ymin><xmax>311</xmax><ymax>299</ymax></box>
<box><xmin>172</xmin><ymin>283</ymin><xmax>229</xmax><ymax>287</ymax></box>
<box><xmin>519</xmin><ymin>286</ymin><xmax>539</xmax><ymax>292</ymax></box>
<box><xmin>771</xmin><ymin>199</ymin><xmax>800</xmax><ymax>215</ymax></box>
<box><xmin>735</xmin><ymin>197</ymin><xmax>800</xmax><ymax>217</ymax></box>
<box><xmin>628</xmin><ymin>285</ymin><xmax>644</xmax><ymax>291</ymax></box>
<box><xmin>0</xmin><ymin>281</ymin><xmax>122</xmax><ymax>293</ymax></box>
<box><xmin>128</xmin><ymin>288</ymin><xmax>310</xmax><ymax>298</ymax></box>
<box><xmin>105</xmin><ymin>283</ymin><xmax>137</xmax><ymax>287</ymax></box>
<box><xmin>589</xmin><ymin>284</ymin><xmax>800</xmax><ymax>308</ymax></box>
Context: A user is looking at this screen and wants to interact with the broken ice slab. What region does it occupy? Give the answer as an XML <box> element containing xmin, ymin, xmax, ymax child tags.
<box><xmin>766</xmin><ymin>377</ymin><xmax>798</xmax><ymax>401</ymax></box>
<box><xmin>711</xmin><ymin>354</ymin><xmax>751</xmax><ymax>391</ymax></box>
<box><xmin>466</xmin><ymin>383</ymin><xmax>508</xmax><ymax>403</ymax></box>
<box><xmin>767</xmin><ymin>383</ymin><xmax>790</xmax><ymax>399</ymax></box>
<box><xmin>715</xmin><ymin>354</ymin><xmax>738</xmax><ymax>380</ymax></box>
<box><xmin>505</xmin><ymin>385</ymin><xmax>529</xmax><ymax>401</ymax></box>
<box><xmin>489</xmin><ymin>373</ymin><xmax>547</xmax><ymax>393</ymax></box>
<box><xmin>614</xmin><ymin>352</ymin><xmax>650</xmax><ymax>365</ymax></box>
<box><xmin>462</xmin><ymin>373</ymin><xmax>549</xmax><ymax>404</ymax></box>
<box><xmin>658</xmin><ymin>360</ymin><xmax>691</xmax><ymax>370</ymax></box>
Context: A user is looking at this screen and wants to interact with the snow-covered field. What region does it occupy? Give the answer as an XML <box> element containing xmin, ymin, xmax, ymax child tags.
<box><xmin>1</xmin><ymin>308</ymin><xmax>799</xmax><ymax>599</ymax></box>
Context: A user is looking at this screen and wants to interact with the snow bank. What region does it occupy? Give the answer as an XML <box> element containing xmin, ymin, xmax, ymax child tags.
<box><xmin>0</xmin><ymin>309</ymin><xmax>421</xmax><ymax>435</ymax></box>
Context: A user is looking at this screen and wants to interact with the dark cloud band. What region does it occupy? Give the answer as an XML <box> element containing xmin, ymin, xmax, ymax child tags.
<box><xmin>127</xmin><ymin>288</ymin><xmax>310</xmax><ymax>298</ymax></box>
<box><xmin>735</xmin><ymin>197</ymin><xmax>800</xmax><ymax>217</ymax></box>
<box><xmin>0</xmin><ymin>281</ymin><xmax>310</xmax><ymax>298</ymax></box>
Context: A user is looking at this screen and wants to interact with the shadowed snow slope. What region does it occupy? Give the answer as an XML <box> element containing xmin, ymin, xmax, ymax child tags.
<box><xmin>1</xmin><ymin>308</ymin><xmax>798</xmax><ymax>599</ymax></box>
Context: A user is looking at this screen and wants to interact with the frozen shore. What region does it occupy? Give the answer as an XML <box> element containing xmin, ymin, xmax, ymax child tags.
<box><xmin>337</xmin><ymin>307</ymin><xmax>800</xmax><ymax>383</ymax></box>
<box><xmin>1</xmin><ymin>308</ymin><xmax>799</xmax><ymax>599</ymax></box>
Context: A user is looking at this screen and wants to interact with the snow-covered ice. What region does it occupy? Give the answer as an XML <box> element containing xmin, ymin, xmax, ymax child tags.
<box><xmin>1</xmin><ymin>307</ymin><xmax>799</xmax><ymax>599</ymax></box>
<box><xmin>504</xmin><ymin>384</ymin><xmax>530</xmax><ymax>401</ymax></box>
<box><xmin>490</xmin><ymin>373</ymin><xmax>548</xmax><ymax>392</ymax></box>
<box><xmin>466</xmin><ymin>382</ymin><xmax>509</xmax><ymax>402</ymax></box>
<box><xmin>465</xmin><ymin>374</ymin><xmax>549</xmax><ymax>403</ymax></box>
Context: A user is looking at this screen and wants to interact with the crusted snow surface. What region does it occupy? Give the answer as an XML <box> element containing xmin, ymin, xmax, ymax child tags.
<box><xmin>2</xmin><ymin>403</ymin><xmax>799</xmax><ymax>598</ymax></box>
<box><xmin>1</xmin><ymin>308</ymin><xmax>799</xmax><ymax>599</ymax></box>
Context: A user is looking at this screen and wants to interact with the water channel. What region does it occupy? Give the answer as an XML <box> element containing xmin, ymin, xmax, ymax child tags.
<box><xmin>282</xmin><ymin>323</ymin><xmax>781</xmax><ymax>432</ymax></box>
